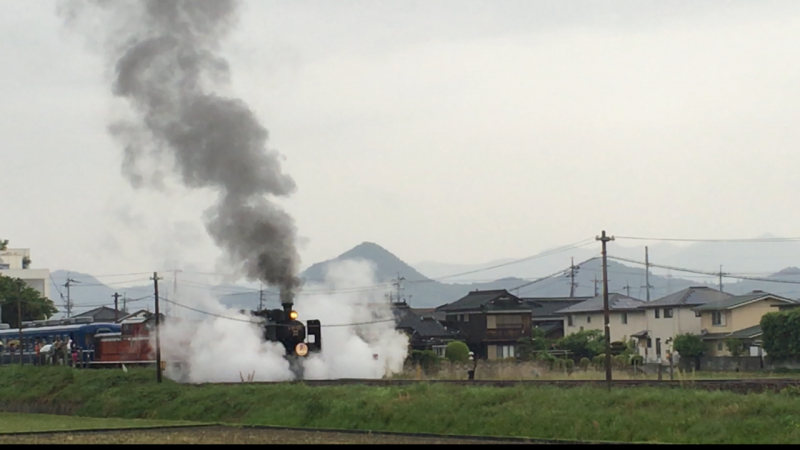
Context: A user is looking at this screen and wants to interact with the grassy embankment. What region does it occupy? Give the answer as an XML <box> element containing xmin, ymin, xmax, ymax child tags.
<box><xmin>2</xmin><ymin>366</ymin><xmax>800</xmax><ymax>444</ymax></box>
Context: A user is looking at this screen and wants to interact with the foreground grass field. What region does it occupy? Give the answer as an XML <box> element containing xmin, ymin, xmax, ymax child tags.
<box><xmin>1</xmin><ymin>366</ymin><xmax>800</xmax><ymax>444</ymax></box>
<box><xmin>0</xmin><ymin>412</ymin><xmax>200</xmax><ymax>434</ymax></box>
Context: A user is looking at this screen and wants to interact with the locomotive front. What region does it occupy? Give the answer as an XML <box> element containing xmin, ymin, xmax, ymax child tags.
<box><xmin>249</xmin><ymin>291</ymin><xmax>321</xmax><ymax>378</ymax></box>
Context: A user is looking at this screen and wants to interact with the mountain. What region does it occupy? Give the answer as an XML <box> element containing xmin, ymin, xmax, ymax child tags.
<box><xmin>44</xmin><ymin>235</ymin><xmax>800</xmax><ymax>316</ymax></box>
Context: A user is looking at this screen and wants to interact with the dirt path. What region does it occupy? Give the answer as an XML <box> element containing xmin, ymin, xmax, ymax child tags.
<box><xmin>0</xmin><ymin>426</ymin><xmax>533</xmax><ymax>445</ymax></box>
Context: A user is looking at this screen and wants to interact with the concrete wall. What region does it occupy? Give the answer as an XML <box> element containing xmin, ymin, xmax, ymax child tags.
<box><xmin>0</xmin><ymin>249</ymin><xmax>30</xmax><ymax>270</ymax></box>
<box><xmin>640</xmin><ymin>307</ymin><xmax>703</xmax><ymax>363</ymax></box>
<box><xmin>0</xmin><ymin>268</ymin><xmax>51</xmax><ymax>300</ymax></box>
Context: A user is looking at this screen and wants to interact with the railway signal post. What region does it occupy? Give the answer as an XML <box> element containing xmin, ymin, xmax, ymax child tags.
<box><xmin>152</xmin><ymin>272</ymin><xmax>163</xmax><ymax>383</ymax></box>
<box><xmin>596</xmin><ymin>230</ymin><xmax>615</xmax><ymax>390</ymax></box>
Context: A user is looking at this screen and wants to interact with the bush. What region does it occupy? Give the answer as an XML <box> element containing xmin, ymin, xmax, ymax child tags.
<box><xmin>409</xmin><ymin>350</ymin><xmax>440</xmax><ymax>373</ymax></box>
<box><xmin>553</xmin><ymin>359</ymin><xmax>566</xmax><ymax>370</ymax></box>
<box><xmin>592</xmin><ymin>354</ymin><xmax>606</xmax><ymax>369</ymax></box>
<box><xmin>630</xmin><ymin>355</ymin><xmax>644</xmax><ymax>366</ymax></box>
<box><xmin>444</xmin><ymin>341</ymin><xmax>470</xmax><ymax>363</ymax></box>
<box><xmin>579</xmin><ymin>357</ymin><xmax>591</xmax><ymax>370</ymax></box>
<box><xmin>564</xmin><ymin>359</ymin><xmax>575</xmax><ymax>374</ymax></box>
<box><xmin>614</xmin><ymin>354</ymin><xmax>629</xmax><ymax>369</ymax></box>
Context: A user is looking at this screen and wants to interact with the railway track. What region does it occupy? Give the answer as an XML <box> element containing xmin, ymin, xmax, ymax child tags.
<box><xmin>199</xmin><ymin>378</ymin><xmax>800</xmax><ymax>393</ymax></box>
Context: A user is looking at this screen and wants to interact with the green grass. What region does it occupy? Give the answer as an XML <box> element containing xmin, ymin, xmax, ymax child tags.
<box><xmin>0</xmin><ymin>412</ymin><xmax>202</xmax><ymax>434</ymax></box>
<box><xmin>2</xmin><ymin>366</ymin><xmax>800</xmax><ymax>443</ymax></box>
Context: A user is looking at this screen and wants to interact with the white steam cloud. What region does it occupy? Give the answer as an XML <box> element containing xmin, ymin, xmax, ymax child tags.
<box><xmin>157</xmin><ymin>259</ymin><xmax>409</xmax><ymax>383</ymax></box>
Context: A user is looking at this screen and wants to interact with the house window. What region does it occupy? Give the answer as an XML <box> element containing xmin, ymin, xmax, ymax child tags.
<box><xmin>717</xmin><ymin>342</ymin><xmax>723</xmax><ymax>351</ymax></box>
<box><xmin>655</xmin><ymin>309</ymin><xmax>660</xmax><ymax>319</ymax></box>
<box><xmin>656</xmin><ymin>338</ymin><xmax>662</xmax><ymax>357</ymax></box>
<box><xmin>497</xmin><ymin>345</ymin><xmax>515</xmax><ymax>359</ymax></box>
<box><xmin>432</xmin><ymin>345</ymin><xmax>447</xmax><ymax>358</ymax></box>
<box><xmin>664</xmin><ymin>309</ymin><xmax>673</xmax><ymax>319</ymax></box>
<box><xmin>580</xmin><ymin>326</ymin><xmax>584</xmax><ymax>331</ymax></box>
<box><xmin>587</xmin><ymin>316</ymin><xmax>592</xmax><ymax>323</ymax></box>
<box><xmin>712</xmin><ymin>311</ymin><xmax>725</xmax><ymax>326</ymax></box>
<box><xmin>463</xmin><ymin>314</ymin><xmax>469</xmax><ymax>323</ymax></box>
<box><xmin>621</xmin><ymin>313</ymin><xmax>628</xmax><ymax>325</ymax></box>
<box><xmin>647</xmin><ymin>338</ymin><xmax>652</xmax><ymax>348</ymax></box>
<box><xmin>495</xmin><ymin>315</ymin><xmax>523</xmax><ymax>329</ymax></box>
<box><xmin>568</xmin><ymin>315</ymin><xmax>574</xmax><ymax>327</ymax></box>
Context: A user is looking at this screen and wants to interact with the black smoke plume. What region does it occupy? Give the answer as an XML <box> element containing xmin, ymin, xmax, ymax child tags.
<box><xmin>59</xmin><ymin>0</ymin><xmax>301</xmax><ymax>298</ymax></box>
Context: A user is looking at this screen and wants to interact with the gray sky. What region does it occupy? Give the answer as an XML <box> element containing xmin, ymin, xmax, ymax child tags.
<box><xmin>3</xmin><ymin>0</ymin><xmax>800</xmax><ymax>279</ymax></box>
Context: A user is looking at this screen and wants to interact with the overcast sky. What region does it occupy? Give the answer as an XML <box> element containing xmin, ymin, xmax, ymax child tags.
<box><xmin>2</xmin><ymin>0</ymin><xmax>800</xmax><ymax>280</ymax></box>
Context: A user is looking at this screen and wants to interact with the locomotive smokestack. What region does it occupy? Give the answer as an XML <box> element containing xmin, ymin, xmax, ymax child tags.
<box><xmin>281</xmin><ymin>289</ymin><xmax>294</xmax><ymax>318</ymax></box>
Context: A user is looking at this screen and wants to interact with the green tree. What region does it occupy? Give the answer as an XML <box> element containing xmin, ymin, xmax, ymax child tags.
<box><xmin>516</xmin><ymin>328</ymin><xmax>547</xmax><ymax>361</ymax></box>
<box><xmin>725</xmin><ymin>338</ymin><xmax>746</xmax><ymax>371</ymax></box>
<box><xmin>761</xmin><ymin>310</ymin><xmax>800</xmax><ymax>361</ymax></box>
<box><xmin>555</xmin><ymin>329</ymin><xmax>605</xmax><ymax>361</ymax></box>
<box><xmin>444</xmin><ymin>341</ymin><xmax>470</xmax><ymax>363</ymax></box>
<box><xmin>0</xmin><ymin>239</ymin><xmax>8</xmax><ymax>251</ymax></box>
<box><xmin>673</xmin><ymin>333</ymin><xmax>706</xmax><ymax>370</ymax></box>
<box><xmin>0</xmin><ymin>275</ymin><xmax>58</xmax><ymax>328</ymax></box>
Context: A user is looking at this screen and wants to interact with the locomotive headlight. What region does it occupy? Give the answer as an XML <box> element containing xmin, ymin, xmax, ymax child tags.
<box><xmin>289</xmin><ymin>311</ymin><xmax>299</xmax><ymax>320</ymax></box>
<box><xmin>295</xmin><ymin>343</ymin><xmax>309</xmax><ymax>356</ymax></box>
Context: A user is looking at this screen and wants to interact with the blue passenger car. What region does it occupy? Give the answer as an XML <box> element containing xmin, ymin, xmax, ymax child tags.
<box><xmin>0</xmin><ymin>321</ymin><xmax>121</xmax><ymax>365</ymax></box>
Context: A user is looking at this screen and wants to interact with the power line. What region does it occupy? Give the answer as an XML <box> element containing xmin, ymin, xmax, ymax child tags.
<box><xmin>608</xmin><ymin>255</ymin><xmax>800</xmax><ymax>286</ymax></box>
<box><xmin>159</xmin><ymin>296</ymin><xmax>396</xmax><ymax>328</ymax></box>
<box><xmin>511</xmin><ymin>256</ymin><xmax>601</xmax><ymax>293</ymax></box>
<box><xmin>615</xmin><ymin>235</ymin><xmax>800</xmax><ymax>243</ymax></box>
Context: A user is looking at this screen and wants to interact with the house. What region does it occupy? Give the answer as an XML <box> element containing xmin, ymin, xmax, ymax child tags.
<box><xmin>72</xmin><ymin>306</ymin><xmax>127</xmax><ymax>323</ymax></box>
<box><xmin>436</xmin><ymin>289</ymin><xmax>536</xmax><ymax>360</ymax></box>
<box><xmin>392</xmin><ymin>302</ymin><xmax>458</xmax><ymax>357</ymax></box>
<box><xmin>557</xmin><ymin>293</ymin><xmax>647</xmax><ymax>343</ymax></box>
<box><xmin>116</xmin><ymin>309</ymin><xmax>152</xmax><ymax>323</ymax></box>
<box><xmin>635</xmin><ymin>286</ymin><xmax>732</xmax><ymax>363</ymax></box>
<box><xmin>0</xmin><ymin>247</ymin><xmax>51</xmax><ymax>302</ymax></box>
<box><xmin>523</xmin><ymin>297</ymin><xmax>590</xmax><ymax>339</ymax></box>
<box><xmin>409</xmin><ymin>308</ymin><xmax>447</xmax><ymax>325</ymax></box>
<box><xmin>692</xmin><ymin>290</ymin><xmax>800</xmax><ymax>356</ymax></box>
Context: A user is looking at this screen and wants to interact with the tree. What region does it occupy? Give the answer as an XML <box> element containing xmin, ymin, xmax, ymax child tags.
<box><xmin>0</xmin><ymin>275</ymin><xmax>59</xmax><ymax>328</ymax></box>
<box><xmin>555</xmin><ymin>329</ymin><xmax>605</xmax><ymax>361</ymax></box>
<box><xmin>761</xmin><ymin>310</ymin><xmax>800</xmax><ymax>361</ymax></box>
<box><xmin>444</xmin><ymin>341</ymin><xmax>470</xmax><ymax>363</ymax></box>
<box><xmin>516</xmin><ymin>328</ymin><xmax>547</xmax><ymax>361</ymax></box>
<box><xmin>0</xmin><ymin>239</ymin><xmax>7</xmax><ymax>251</ymax></box>
<box><xmin>725</xmin><ymin>338</ymin><xmax>746</xmax><ymax>371</ymax></box>
<box><xmin>22</xmin><ymin>257</ymin><xmax>31</xmax><ymax>269</ymax></box>
<box><xmin>673</xmin><ymin>333</ymin><xmax>706</xmax><ymax>370</ymax></box>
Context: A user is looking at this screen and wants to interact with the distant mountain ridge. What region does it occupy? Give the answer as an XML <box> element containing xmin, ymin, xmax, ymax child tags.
<box><xmin>43</xmin><ymin>235</ymin><xmax>800</xmax><ymax>315</ymax></box>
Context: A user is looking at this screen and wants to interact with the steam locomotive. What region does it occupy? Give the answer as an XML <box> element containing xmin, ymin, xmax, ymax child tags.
<box><xmin>246</xmin><ymin>296</ymin><xmax>322</xmax><ymax>378</ymax></box>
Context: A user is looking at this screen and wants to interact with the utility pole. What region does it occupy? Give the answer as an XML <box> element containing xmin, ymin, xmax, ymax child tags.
<box><xmin>392</xmin><ymin>274</ymin><xmax>406</xmax><ymax>305</ymax></box>
<box><xmin>259</xmin><ymin>283</ymin><xmax>265</xmax><ymax>311</ymax></box>
<box><xmin>151</xmin><ymin>272</ymin><xmax>163</xmax><ymax>383</ymax></box>
<box><xmin>593</xmin><ymin>276</ymin><xmax>599</xmax><ymax>296</ymax></box>
<box><xmin>17</xmin><ymin>279</ymin><xmax>24</xmax><ymax>366</ymax></box>
<box><xmin>122</xmin><ymin>292</ymin><xmax>128</xmax><ymax>314</ymax></box>
<box><xmin>63</xmin><ymin>275</ymin><xmax>80</xmax><ymax>319</ymax></box>
<box><xmin>643</xmin><ymin>247</ymin><xmax>652</xmax><ymax>302</ymax></box>
<box><xmin>624</xmin><ymin>284</ymin><xmax>631</xmax><ymax>297</ymax></box>
<box><xmin>596</xmin><ymin>230</ymin><xmax>615</xmax><ymax>390</ymax></box>
<box><xmin>112</xmin><ymin>292</ymin><xmax>121</xmax><ymax>322</ymax></box>
<box><xmin>568</xmin><ymin>257</ymin><xmax>579</xmax><ymax>298</ymax></box>
<box><xmin>718</xmin><ymin>265</ymin><xmax>725</xmax><ymax>292</ymax></box>
<box><xmin>170</xmin><ymin>269</ymin><xmax>182</xmax><ymax>318</ymax></box>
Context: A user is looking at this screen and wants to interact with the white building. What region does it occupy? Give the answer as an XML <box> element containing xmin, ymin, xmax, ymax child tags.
<box><xmin>557</xmin><ymin>293</ymin><xmax>648</xmax><ymax>343</ymax></box>
<box><xmin>634</xmin><ymin>286</ymin><xmax>731</xmax><ymax>363</ymax></box>
<box><xmin>0</xmin><ymin>247</ymin><xmax>51</xmax><ymax>301</ymax></box>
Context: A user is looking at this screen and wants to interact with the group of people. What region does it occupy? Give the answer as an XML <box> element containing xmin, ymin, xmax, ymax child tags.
<box><xmin>34</xmin><ymin>336</ymin><xmax>81</xmax><ymax>367</ymax></box>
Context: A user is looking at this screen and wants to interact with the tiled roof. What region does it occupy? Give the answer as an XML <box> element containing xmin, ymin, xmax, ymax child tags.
<box><xmin>643</xmin><ymin>287</ymin><xmax>732</xmax><ymax>308</ymax></box>
<box><xmin>693</xmin><ymin>291</ymin><xmax>799</xmax><ymax>312</ymax></box>
<box><xmin>436</xmin><ymin>290</ymin><xmax>527</xmax><ymax>313</ymax></box>
<box><xmin>524</xmin><ymin>298</ymin><xmax>591</xmax><ymax>317</ymax></box>
<box><xmin>394</xmin><ymin>305</ymin><xmax>456</xmax><ymax>338</ymax></box>
<box><xmin>556</xmin><ymin>293</ymin><xmax>646</xmax><ymax>314</ymax></box>
<box><xmin>701</xmin><ymin>325</ymin><xmax>763</xmax><ymax>341</ymax></box>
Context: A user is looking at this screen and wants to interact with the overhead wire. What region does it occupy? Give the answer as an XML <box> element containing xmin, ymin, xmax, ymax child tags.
<box><xmin>614</xmin><ymin>235</ymin><xmax>800</xmax><ymax>243</ymax></box>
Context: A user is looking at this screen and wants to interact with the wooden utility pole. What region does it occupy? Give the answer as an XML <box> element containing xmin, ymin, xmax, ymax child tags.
<box><xmin>644</xmin><ymin>247</ymin><xmax>652</xmax><ymax>302</ymax></box>
<box><xmin>63</xmin><ymin>276</ymin><xmax>80</xmax><ymax>319</ymax></box>
<box><xmin>568</xmin><ymin>257</ymin><xmax>579</xmax><ymax>298</ymax></box>
<box><xmin>17</xmin><ymin>280</ymin><xmax>24</xmax><ymax>366</ymax></box>
<box><xmin>597</xmin><ymin>230</ymin><xmax>615</xmax><ymax>390</ymax></box>
<box><xmin>593</xmin><ymin>276</ymin><xmax>599</xmax><ymax>296</ymax></box>
<box><xmin>151</xmin><ymin>272</ymin><xmax>163</xmax><ymax>383</ymax></box>
<box><xmin>259</xmin><ymin>283</ymin><xmax>265</xmax><ymax>311</ymax></box>
<box><xmin>718</xmin><ymin>265</ymin><xmax>725</xmax><ymax>292</ymax></box>
<box><xmin>624</xmin><ymin>284</ymin><xmax>631</xmax><ymax>296</ymax></box>
<box><xmin>113</xmin><ymin>292</ymin><xmax>121</xmax><ymax>322</ymax></box>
